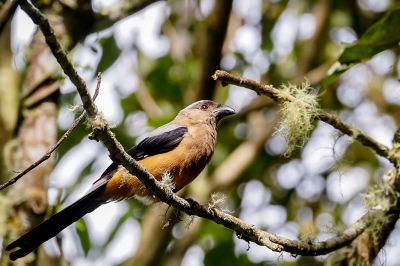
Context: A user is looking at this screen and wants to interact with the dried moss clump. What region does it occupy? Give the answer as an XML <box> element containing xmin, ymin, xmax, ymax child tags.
<box><xmin>277</xmin><ymin>81</ymin><xmax>319</xmax><ymax>156</ymax></box>
<box><xmin>160</xmin><ymin>171</ymin><xmax>176</xmax><ymax>191</ymax></box>
<box><xmin>207</xmin><ymin>192</ymin><xmax>232</xmax><ymax>213</ymax></box>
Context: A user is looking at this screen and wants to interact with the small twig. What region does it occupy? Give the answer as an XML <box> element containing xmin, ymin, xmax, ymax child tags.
<box><xmin>212</xmin><ymin>70</ymin><xmax>396</xmax><ymax>165</ymax></box>
<box><xmin>93</xmin><ymin>73</ymin><xmax>101</xmax><ymax>100</ymax></box>
<box><xmin>0</xmin><ymin>74</ymin><xmax>102</xmax><ymax>191</ymax></box>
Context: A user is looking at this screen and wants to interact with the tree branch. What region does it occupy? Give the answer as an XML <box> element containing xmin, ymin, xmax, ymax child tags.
<box><xmin>298</xmin><ymin>0</ymin><xmax>331</xmax><ymax>75</ymax></box>
<box><xmin>212</xmin><ymin>70</ymin><xmax>396</xmax><ymax>165</ymax></box>
<box><xmin>19</xmin><ymin>0</ymin><xmax>376</xmax><ymax>257</ymax></box>
<box><xmin>0</xmin><ymin>74</ymin><xmax>101</xmax><ymax>191</ymax></box>
<box><xmin>19</xmin><ymin>0</ymin><xmax>97</xmax><ymax>117</ymax></box>
<box><xmin>195</xmin><ymin>0</ymin><xmax>233</xmax><ymax>100</ymax></box>
<box><xmin>328</xmin><ymin>169</ymin><xmax>400</xmax><ymax>265</ymax></box>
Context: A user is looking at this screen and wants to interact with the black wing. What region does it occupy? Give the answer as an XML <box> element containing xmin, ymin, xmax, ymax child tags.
<box><xmin>131</xmin><ymin>126</ymin><xmax>188</xmax><ymax>160</ymax></box>
<box><xmin>94</xmin><ymin>126</ymin><xmax>188</xmax><ymax>183</ymax></box>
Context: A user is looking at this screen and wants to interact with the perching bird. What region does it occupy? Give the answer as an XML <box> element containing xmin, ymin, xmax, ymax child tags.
<box><xmin>6</xmin><ymin>100</ymin><xmax>235</xmax><ymax>260</ymax></box>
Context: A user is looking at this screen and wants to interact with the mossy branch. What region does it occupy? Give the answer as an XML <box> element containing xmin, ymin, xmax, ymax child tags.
<box><xmin>17</xmin><ymin>0</ymin><xmax>376</xmax><ymax>257</ymax></box>
<box><xmin>212</xmin><ymin>70</ymin><xmax>400</xmax><ymax>264</ymax></box>
<box><xmin>212</xmin><ymin>70</ymin><xmax>397</xmax><ymax>165</ymax></box>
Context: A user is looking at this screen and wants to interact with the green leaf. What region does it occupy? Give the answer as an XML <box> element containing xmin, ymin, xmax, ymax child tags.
<box><xmin>339</xmin><ymin>8</ymin><xmax>400</xmax><ymax>64</ymax></box>
<box><xmin>75</xmin><ymin>219</ymin><xmax>91</xmax><ymax>256</ymax></box>
<box><xmin>322</xmin><ymin>8</ymin><xmax>400</xmax><ymax>88</ymax></box>
<box><xmin>95</xmin><ymin>35</ymin><xmax>121</xmax><ymax>74</ymax></box>
<box><xmin>321</xmin><ymin>62</ymin><xmax>353</xmax><ymax>88</ymax></box>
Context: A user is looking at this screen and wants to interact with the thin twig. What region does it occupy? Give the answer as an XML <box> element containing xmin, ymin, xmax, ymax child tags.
<box><xmin>0</xmin><ymin>73</ymin><xmax>102</xmax><ymax>191</ymax></box>
<box><xmin>19</xmin><ymin>0</ymin><xmax>373</xmax><ymax>257</ymax></box>
<box><xmin>212</xmin><ymin>70</ymin><xmax>396</xmax><ymax>165</ymax></box>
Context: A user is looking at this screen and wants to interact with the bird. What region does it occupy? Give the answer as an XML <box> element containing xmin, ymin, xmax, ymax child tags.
<box><xmin>6</xmin><ymin>100</ymin><xmax>235</xmax><ymax>260</ymax></box>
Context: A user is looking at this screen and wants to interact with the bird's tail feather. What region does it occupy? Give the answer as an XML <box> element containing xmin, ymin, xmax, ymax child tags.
<box><xmin>6</xmin><ymin>187</ymin><xmax>105</xmax><ymax>261</ymax></box>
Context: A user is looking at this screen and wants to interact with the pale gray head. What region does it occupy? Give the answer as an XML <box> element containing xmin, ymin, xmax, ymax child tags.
<box><xmin>178</xmin><ymin>100</ymin><xmax>235</xmax><ymax>126</ymax></box>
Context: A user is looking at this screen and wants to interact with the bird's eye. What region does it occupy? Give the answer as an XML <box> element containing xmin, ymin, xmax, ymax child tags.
<box><xmin>200</xmin><ymin>104</ymin><xmax>208</xmax><ymax>110</ymax></box>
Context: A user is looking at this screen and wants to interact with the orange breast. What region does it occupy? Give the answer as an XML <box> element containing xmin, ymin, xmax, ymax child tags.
<box><xmin>101</xmin><ymin>126</ymin><xmax>215</xmax><ymax>202</ymax></box>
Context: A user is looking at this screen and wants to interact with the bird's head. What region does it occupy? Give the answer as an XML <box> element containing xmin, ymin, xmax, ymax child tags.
<box><xmin>178</xmin><ymin>100</ymin><xmax>235</xmax><ymax>126</ymax></box>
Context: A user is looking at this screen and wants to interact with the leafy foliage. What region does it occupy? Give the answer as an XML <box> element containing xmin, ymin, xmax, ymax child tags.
<box><xmin>339</xmin><ymin>8</ymin><xmax>400</xmax><ymax>64</ymax></box>
<box><xmin>323</xmin><ymin>8</ymin><xmax>400</xmax><ymax>87</ymax></box>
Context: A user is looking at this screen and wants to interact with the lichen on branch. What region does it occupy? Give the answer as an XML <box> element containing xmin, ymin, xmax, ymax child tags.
<box><xmin>213</xmin><ymin>70</ymin><xmax>395</xmax><ymax>164</ymax></box>
<box><xmin>276</xmin><ymin>81</ymin><xmax>319</xmax><ymax>156</ymax></box>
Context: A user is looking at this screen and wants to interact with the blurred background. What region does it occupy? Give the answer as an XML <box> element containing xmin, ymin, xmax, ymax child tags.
<box><xmin>0</xmin><ymin>0</ymin><xmax>400</xmax><ymax>265</ymax></box>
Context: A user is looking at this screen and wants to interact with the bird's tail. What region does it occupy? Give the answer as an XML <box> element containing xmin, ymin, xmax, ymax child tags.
<box><xmin>6</xmin><ymin>187</ymin><xmax>105</xmax><ymax>261</ymax></box>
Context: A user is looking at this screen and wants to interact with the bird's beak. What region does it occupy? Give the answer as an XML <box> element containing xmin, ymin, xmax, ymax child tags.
<box><xmin>214</xmin><ymin>104</ymin><xmax>235</xmax><ymax>123</ymax></box>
